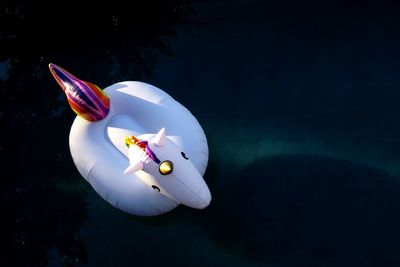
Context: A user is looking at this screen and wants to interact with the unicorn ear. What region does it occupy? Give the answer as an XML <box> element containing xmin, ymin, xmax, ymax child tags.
<box><xmin>124</xmin><ymin>160</ymin><xmax>144</xmax><ymax>175</ymax></box>
<box><xmin>153</xmin><ymin>128</ymin><xmax>166</xmax><ymax>147</ymax></box>
<box><xmin>125</xmin><ymin>144</ymin><xmax>145</xmax><ymax>175</ymax></box>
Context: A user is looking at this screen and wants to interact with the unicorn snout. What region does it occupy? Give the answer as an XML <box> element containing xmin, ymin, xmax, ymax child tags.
<box><xmin>192</xmin><ymin>185</ymin><xmax>212</xmax><ymax>209</ymax></box>
<box><xmin>169</xmin><ymin>172</ymin><xmax>211</xmax><ymax>209</ymax></box>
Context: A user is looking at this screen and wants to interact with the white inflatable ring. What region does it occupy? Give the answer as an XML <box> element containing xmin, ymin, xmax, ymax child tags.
<box><xmin>49</xmin><ymin>64</ymin><xmax>211</xmax><ymax>216</ymax></box>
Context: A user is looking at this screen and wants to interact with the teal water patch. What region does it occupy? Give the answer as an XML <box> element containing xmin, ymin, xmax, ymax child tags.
<box><xmin>0</xmin><ymin>59</ymin><xmax>10</xmax><ymax>81</ymax></box>
<box><xmin>195</xmin><ymin>155</ymin><xmax>400</xmax><ymax>266</ymax></box>
<box><xmin>204</xmin><ymin>117</ymin><xmax>400</xmax><ymax>178</ymax></box>
<box><xmin>79</xmin><ymin>190</ymin><xmax>268</xmax><ymax>267</ymax></box>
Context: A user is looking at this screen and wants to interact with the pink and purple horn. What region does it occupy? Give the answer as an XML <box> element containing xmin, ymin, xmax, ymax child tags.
<box><xmin>49</xmin><ymin>63</ymin><xmax>110</xmax><ymax>121</ymax></box>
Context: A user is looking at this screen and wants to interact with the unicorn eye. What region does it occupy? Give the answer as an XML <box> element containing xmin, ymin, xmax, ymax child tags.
<box><xmin>159</xmin><ymin>160</ymin><xmax>173</xmax><ymax>175</ymax></box>
<box><xmin>181</xmin><ymin>152</ymin><xmax>189</xmax><ymax>160</ymax></box>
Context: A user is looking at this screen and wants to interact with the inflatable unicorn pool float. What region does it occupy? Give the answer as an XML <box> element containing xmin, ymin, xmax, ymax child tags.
<box><xmin>49</xmin><ymin>63</ymin><xmax>211</xmax><ymax>216</ymax></box>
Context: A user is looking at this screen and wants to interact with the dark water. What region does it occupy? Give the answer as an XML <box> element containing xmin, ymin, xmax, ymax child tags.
<box><xmin>3</xmin><ymin>1</ymin><xmax>400</xmax><ymax>266</ymax></box>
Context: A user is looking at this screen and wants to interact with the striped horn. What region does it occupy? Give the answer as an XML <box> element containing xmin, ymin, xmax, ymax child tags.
<box><xmin>49</xmin><ymin>63</ymin><xmax>110</xmax><ymax>121</ymax></box>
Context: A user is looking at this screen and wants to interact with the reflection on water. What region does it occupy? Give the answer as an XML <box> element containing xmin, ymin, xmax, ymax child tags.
<box><xmin>4</xmin><ymin>0</ymin><xmax>400</xmax><ymax>266</ymax></box>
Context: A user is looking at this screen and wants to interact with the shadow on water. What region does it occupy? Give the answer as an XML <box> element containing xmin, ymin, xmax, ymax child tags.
<box><xmin>195</xmin><ymin>154</ymin><xmax>400</xmax><ymax>266</ymax></box>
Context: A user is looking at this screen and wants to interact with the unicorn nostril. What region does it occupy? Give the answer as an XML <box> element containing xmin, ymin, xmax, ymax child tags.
<box><xmin>181</xmin><ymin>152</ymin><xmax>189</xmax><ymax>160</ymax></box>
<box><xmin>151</xmin><ymin>185</ymin><xmax>160</xmax><ymax>192</ymax></box>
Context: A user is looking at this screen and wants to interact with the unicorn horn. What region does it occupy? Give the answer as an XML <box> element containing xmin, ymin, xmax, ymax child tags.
<box><xmin>49</xmin><ymin>63</ymin><xmax>110</xmax><ymax>121</ymax></box>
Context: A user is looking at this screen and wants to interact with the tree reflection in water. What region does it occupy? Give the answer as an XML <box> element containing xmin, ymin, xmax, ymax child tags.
<box><xmin>1</xmin><ymin>1</ymin><xmax>192</xmax><ymax>266</ymax></box>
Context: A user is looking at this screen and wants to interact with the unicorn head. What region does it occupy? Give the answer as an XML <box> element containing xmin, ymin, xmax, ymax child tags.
<box><xmin>125</xmin><ymin>128</ymin><xmax>211</xmax><ymax>209</ymax></box>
